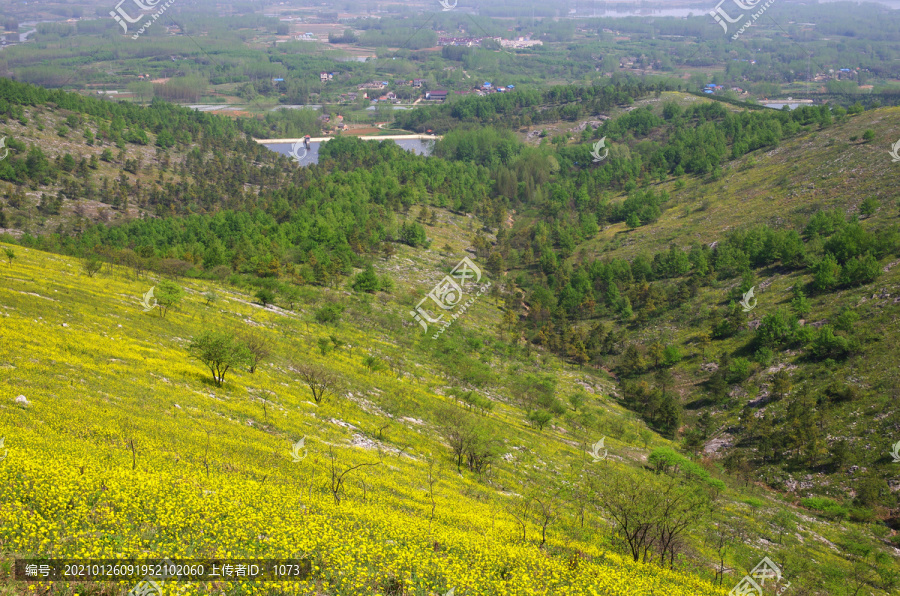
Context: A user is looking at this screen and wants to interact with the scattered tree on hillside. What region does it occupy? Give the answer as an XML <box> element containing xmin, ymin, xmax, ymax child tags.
<box><xmin>503</xmin><ymin>489</ymin><xmax>533</xmax><ymax>542</ymax></box>
<box><xmin>438</xmin><ymin>406</ymin><xmax>498</xmax><ymax>473</ymax></box>
<box><xmin>527</xmin><ymin>409</ymin><xmax>553</xmax><ymax>430</ymax></box>
<box><xmin>82</xmin><ymin>255</ymin><xmax>102</xmax><ymax>278</ymax></box>
<box><xmin>590</xmin><ymin>468</ymin><xmax>710</xmax><ymax>566</ymax></box>
<box><xmin>315</xmin><ymin>303</ymin><xmax>344</xmax><ymax>324</ymax></box>
<box><xmin>324</xmin><ymin>446</ymin><xmax>381</xmax><ymax>505</ymax></box>
<box><xmin>188</xmin><ymin>330</ymin><xmax>252</xmax><ymax>386</ymax></box>
<box><xmin>240</xmin><ymin>329</ymin><xmax>272</xmax><ymax>373</ymax></box>
<box><xmin>531</xmin><ymin>484</ymin><xmax>564</xmax><ymax>549</ymax></box>
<box><xmin>351</xmin><ymin>264</ymin><xmax>380</xmax><ymax>293</ymax></box>
<box><xmin>155</xmin><ymin>280</ymin><xmax>185</xmax><ymax>318</ymax></box>
<box><xmin>255</xmin><ymin>288</ymin><xmax>275</xmax><ymax>306</ymax></box>
<box><xmin>281</xmin><ymin>284</ymin><xmax>302</xmax><ymax>310</ymax></box>
<box><xmin>294</xmin><ymin>363</ymin><xmax>339</xmax><ymax>404</ymax></box>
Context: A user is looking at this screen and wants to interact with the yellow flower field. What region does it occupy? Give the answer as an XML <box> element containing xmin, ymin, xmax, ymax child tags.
<box><xmin>0</xmin><ymin>244</ymin><xmax>728</xmax><ymax>595</ymax></box>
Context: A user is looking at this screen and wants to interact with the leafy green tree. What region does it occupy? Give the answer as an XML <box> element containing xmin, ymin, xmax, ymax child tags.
<box><xmin>188</xmin><ymin>330</ymin><xmax>253</xmax><ymax>386</ymax></box>
<box><xmin>648</xmin><ymin>341</ymin><xmax>665</xmax><ymax>368</ymax></box>
<box><xmin>438</xmin><ymin>407</ymin><xmax>499</xmax><ymax>473</ymax></box>
<box><xmin>840</xmin><ymin>254</ymin><xmax>880</xmax><ymax>288</ymax></box>
<box><xmin>860</xmin><ymin>196</ymin><xmax>879</xmax><ymax>216</ymax></box>
<box><xmin>363</xmin><ymin>353</ymin><xmax>387</xmax><ymax>374</ymax></box>
<box><xmin>3</xmin><ymin>248</ymin><xmax>14</xmax><ymax>265</ymax></box>
<box><xmin>568</xmin><ymin>390</ymin><xmax>587</xmax><ymax>412</ymax></box>
<box><xmin>772</xmin><ymin>369</ymin><xmax>792</xmax><ymax>401</ymax></box>
<box><xmin>657</xmin><ymin>393</ymin><xmax>681</xmax><ymax>435</ymax></box>
<box><xmin>240</xmin><ymin>330</ymin><xmax>271</xmax><ymax>374</ymax></box>
<box><xmin>527</xmin><ymin>409</ymin><xmax>553</xmax><ymax>430</ymax></box>
<box><xmin>662</xmin><ymin>344</ymin><xmax>682</xmax><ymax>367</ymax></box>
<box><xmin>156</xmin><ymin>280</ymin><xmax>185</xmax><ymax>318</ymax></box>
<box><xmin>352</xmin><ymin>264</ymin><xmax>380</xmax><ymax>293</ymax></box>
<box><xmin>315</xmin><ymin>303</ymin><xmax>345</xmax><ymax>324</ymax></box>
<box><xmin>755</xmin><ymin>308</ymin><xmax>799</xmax><ymax>349</ymax></box>
<box><xmin>398</xmin><ymin>221</ymin><xmax>428</xmax><ymax>247</ymax></box>
<box><xmin>791</xmin><ymin>287</ymin><xmax>811</xmax><ymax>318</ymax></box>
<box><xmin>854</xmin><ymin>474</ymin><xmax>888</xmax><ymax>507</ymax></box>
<box><xmin>82</xmin><ymin>255</ymin><xmax>103</xmax><ymax>278</ymax></box>
<box><xmin>833</xmin><ymin>307</ymin><xmax>859</xmax><ymax>332</ymax></box>
<box><xmin>620</xmin><ymin>344</ymin><xmax>645</xmax><ymax>376</ymax></box>
<box><xmin>255</xmin><ymin>288</ymin><xmax>276</xmax><ymax>306</ymax></box>
<box><xmin>590</xmin><ymin>468</ymin><xmax>709</xmax><ymax>565</ymax></box>
<box><xmin>831</xmin><ymin>439</ymin><xmax>850</xmax><ymax>471</ymax></box>
<box><xmin>810</xmin><ymin>325</ymin><xmax>852</xmax><ymax>360</ymax></box>
<box><xmin>812</xmin><ymin>254</ymin><xmax>842</xmax><ymax>291</ymax></box>
<box><xmin>280</xmin><ymin>284</ymin><xmax>303</xmax><ymax>310</ymax></box>
<box><xmin>512</xmin><ymin>373</ymin><xmax>562</xmax><ymax>415</ymax></box>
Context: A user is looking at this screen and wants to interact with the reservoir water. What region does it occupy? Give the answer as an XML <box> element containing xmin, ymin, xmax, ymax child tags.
<box><xmin>259</xmin><ymin>137</ymin><xmax>437</xmax><ymax>166</ymax></box>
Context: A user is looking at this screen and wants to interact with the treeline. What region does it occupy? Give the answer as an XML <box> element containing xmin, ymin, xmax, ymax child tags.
<box><xmin>394</xmin><ymin>79</ymin><xmax>658</xmax><ymax>133</ymax></box>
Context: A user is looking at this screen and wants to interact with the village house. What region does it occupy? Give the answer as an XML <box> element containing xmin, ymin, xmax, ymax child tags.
<box><xmin>499</xmin><ymin>37</ymin><xmax>543</xmax><ymax>48</ymax></box>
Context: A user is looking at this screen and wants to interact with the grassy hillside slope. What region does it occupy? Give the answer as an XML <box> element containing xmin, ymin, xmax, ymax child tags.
<box><xmin>0</xmin><ymin>230</ymin><xmax>896</xmax><ymax>594</ymax></box>
<box><xmin>1</xmin><ymin>84</ymin><xmax>900</xmax><ymax>595</ymax></box>
<box><xmin>0</xmin><ymin>243</ymin><xmax>726</xmax><ymax>595</ymax></box>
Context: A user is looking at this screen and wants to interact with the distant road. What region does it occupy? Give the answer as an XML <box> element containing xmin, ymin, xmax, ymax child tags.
<box><xmin>255</xmin><ymin>134</ymin><xmax>441</xmax><ymax>143</ymax></box>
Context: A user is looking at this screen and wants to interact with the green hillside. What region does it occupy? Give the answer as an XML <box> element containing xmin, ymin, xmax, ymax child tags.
<box><xmin>1</xmin><ymin>79</ymin><xmax>900</xmax><ymax>595</ymax></box>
